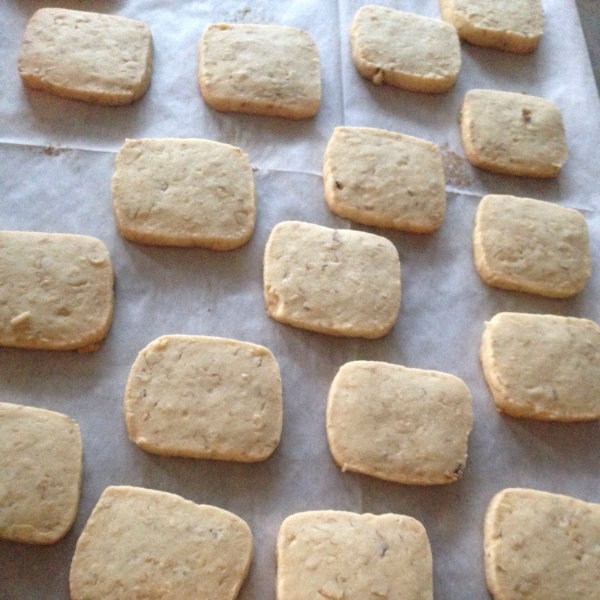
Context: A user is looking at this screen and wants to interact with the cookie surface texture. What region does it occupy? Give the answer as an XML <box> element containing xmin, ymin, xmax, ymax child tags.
<box><xmin>263</xmin><ymin>221</ymin><xmax>401</xmax><ymax>339</ymax></box>
<box><xmin>70</xmin><ymin>486</ymin><xmax>253</xmax><ymax>600</ymax></box>
<box><xmin>484</xmin><ymin>488</ymin><xmax>600</xmax><ymax>600</ymax></box>
<box><xmin>0</xmin><ymin>402</ymin><xmax>82</xmax><ymax>544</ymax></box>
<box><xmin>277</xmin><ymin>510</ymin><xmax>433</xmax><ymax>600</ymax></box>
<box><xmin>439</xmin><ymin>0</ymin><xmax>543</xmax><ymax>53</ymax></box>
<box><xmin>124</xmin><ymin>335</ymin><xmax>282</xmax><ymax>461</ymax></box>
<box><xmin>323</xmin><ymin>127</ymin><xmax>446</xmax><ymax>232</ymax></box>
<box><xmin>0</xmin><ymin>231</ymin><xmax>113</xmax><ymax>351</ymax></box>
<box><xmin>350</xmin><ymin>5</ymin><xmax>461</xmax><ymax>93</ymax></box>
<box><xmin>199</xmin><ymin>23</ymin><xmax>321</xmax><ymax>119</ymax></box>
<box><xmin>473</xmin><ymin>195</ymin><xmax>590</xmax><ymax>298</ymax></box>
<box><xmin>18</xmin><ymin>8</ymin><xmax>152</xmax><ymax>105</ymax></box>
<box><xmin>460</xmin><ymin>89</ymin><xmax>567</xmax><ymax>177</ymax></box>
<box><xmin>481</xmin><ymin>313</ymin><xmax>600</xmax><ymax>421</ymax></box>
<box><xmin>112</xmin><ymin>139</ymin><xmax>256</xmax><ymax>250</ymax></box>
<box><xmin>327</xmin><ymin>361</ymin><xmax>473</xmax><ymax>485</ymax></box>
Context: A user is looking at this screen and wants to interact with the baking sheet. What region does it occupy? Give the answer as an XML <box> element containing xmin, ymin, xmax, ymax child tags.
<box><xmin>1</xmin><ymin>1</ymin><xmax>600</xmax><ymax>599</ymax></box>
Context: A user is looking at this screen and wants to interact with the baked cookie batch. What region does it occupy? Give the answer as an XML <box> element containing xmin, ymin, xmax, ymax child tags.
<box><xmin>3</xmin><ymin>2</ymin><xmax>599</xmax><ymax>600</ymax></box>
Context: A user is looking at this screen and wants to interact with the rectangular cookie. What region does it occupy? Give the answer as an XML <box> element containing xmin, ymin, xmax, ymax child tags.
<box><xmin>277</xmin><ymin>510</ymin><xmax>433</xmax><ymax>600</ymax></box>
<box><xmin>18</xmin><ymin>8</ymin><xmax>152</xmax><ymax>105</ymax></box>
<box><xmin>199</xmin><ymin>23</ymin><xmax>321</xmax><ymax>119</ymax></box>
<box><xmin>327</xmin><ymin>361</ymin><xmax>473</xmax><ymax>485</ymax></box>
<box><xmin>70</xmin><ymin>486</ymin><xmax>253</xmax><ymax>600</ymax></box>
<box><xmin>0</xmin><ymin>402</ymin><xmax>82</xmax><ymax>544</ymax></box>
<box><xmin>0</xmin><ymin>231</ymin><xmax>114</xmax><ymax>351</ymax></box>
<box><xmin>460</xmin><ymin>89</ymin><xmax>567</xmax><ymax>177</ymax></box>
<box><xmin>323</xmin><ymin>127</ymin><xmax>446</xmax><ymax>233</ymax></box>
<box><xmin>351</xmin><ymin>5</ymin><xmax>461</xmax><ymax>93</ymax></box>
<box><xmin>484</xmin><ymin>488</ymin><xmax>600</xmax><ymax>600</ymax></box>
<box><xmin>473</xmin><ymin>195</ymin><xmax>590</xmax><ymax>298</ymax></box>
<box><xmin>112</xmin><ymin>139</ymin><xmax>256</xmax><ymax>250</ymax></box>
<box><xmin>124</xmin><ymin>335</ymin><xmax>282</xmax><ymax>462</ymax></box>
<box><xmin>263</xmin><ymin>221</ymin><xmax>401</xmax><ymax>339</ymax></box>
<box><xmin>481</xmin><ymin>313</ymin><xmax>600</xmax><ymax>421</ymax></box>
<box><xmin>440</xmin><ymin>0</ymin><xmax>544</xmax><ymax>53</ymax></box>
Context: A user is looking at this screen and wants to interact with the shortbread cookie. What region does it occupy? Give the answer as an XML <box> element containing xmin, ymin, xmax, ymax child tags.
<box><xmin>0</xmin><ymin>231</ymin><xmax>113</xmax><ymax>351</ymax></box>
<box><xmin>0</xmin><ymin>402</ymin><xmax>82</xmax><ymax>544</ymax></box>
<box><xmin>263</xmin><ymin>221</ymin><xmax>401</xmax><ymax>339</ymax></box>
<box><xmin>327</xmin><ymin>362</ymin><xmax>473</xmax><ymax>485</ymax></box>
<box><xmin>199</xmin><ymin>24</ymin><xmax>321</xmax><ymax>119</ymax></box>
<box><xmin>440</xmin><ymin>0</ymin><xmax>544</xmax><ymax>53</ymax></box>
<box><xmin>484</xmin><ymin>488</ymin><xmax>600</xmax><ymax>600</ymax></box>
<box><xmin>474</xmin><ymin>195</ymin><xmax>590</xmax><ymax>298</ymax></box>
<box><xmin>124</xmin><ymin>335</ymin><xmax>282</xmax><ymax>461</ymax></box>
<box><xmin>18</xmin><ymin>8</ymin><xmax>152</xmax><ymax>105</ymax></box>
<box><xmin>112</xmin><ymin>139</ymin><xmax>256</xmax><ymax>250</ymax></box>
<box><xmin>277</xmin><ymin>511</ymin><xmax>433</xmax><ymax>600</ymax></box>
<box><xmin>481</xmin><ymin>313</ymin><xmax>600</xmax><ymax>421</ymax></box>
<box><xmin>460</xmin><ymin>90</ymin><xmax>567</xmax><ymax>177</ymax></box>
<box><xmin>70</xmin><ymin>486</ymin><xmax>253</xmax><ymax>600</ymax></box>
<box><xmin>323</xmin><ymin>127</ymin><xmax>446</xmax><ymax>232</ymax></box>
<box><xmin>350</xmin><ymin>5</ymin><xmax>461</xmax><ymax>93</ymax></box>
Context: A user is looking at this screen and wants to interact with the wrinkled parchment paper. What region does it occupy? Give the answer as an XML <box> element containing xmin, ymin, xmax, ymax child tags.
<box><xmin>1</xmin><ymin>1</ymin><xmax>599</xmax><ymax>598</ymax></box>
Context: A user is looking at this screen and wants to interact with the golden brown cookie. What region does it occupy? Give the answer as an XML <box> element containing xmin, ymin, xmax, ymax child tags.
<box><xmin>263</xmin><ymin>221</ymin><xmax>401</xmax><ymax>339</ymax></box>
<box><xmin>112</xmin><ymin>139</ymin><xmax>256</xmax><ymax>250</ymax></box>
<box><xmin>473</xmin><ymin>195</ymin><xmax>590</xmax><ymax>298</ymax></box>
<box><xmin>440</xmin><ymin>0</ymin><xmax>544</xmax><ymax>53</ymax></box>
<box><xmin>0</xmin><ymin>402</ymin><xmax>82</xmax><ymax>544</ymax></box>
<box><xmin>0</xmin><ymin>231</ymin><xmax>113</xmax><ymax>351</ymax></box>
<box><xmin>18</xmin><ymin>8</ymin><xmax>152</xmax><ymax>105</ymax></box>
<box><xmin>124</xmin><ymin>335</ymin><xmax>282</xmax><ymax>462</ymax></box>
<box><xmin>351</xmin><ymin>5</ymin><xmax>461</xmax><ymax>93</ymax></box>
<box><xmin>323</xmin><ymin>127</ymin><xmax>446</xmax><ymax>232</ymax></box>
<box><xmin>70</xmin><ymin>486</ymin><xmax>253</xmax><ymax>600</ymax></box>
<box><xmin>199</xmin><ymin>23</ymin><xmax>321</xmax><ymax>119</ymax></box>
<box><xmin>481</xmin><ymin>313</ymin><xmax>600</xmax><ymax>420</ymax></box>
<box><xmin>484</xmin><ymin>488</ymin><xmax>600</xmax><ymax>600</ymax></box>
<box><xmin>327</xmin><ymin>361</ymin><xmax>473</xmax><ymax>484</ymax></box>
<box><xmin>460</xmin><ymin>89</ymin><xmax>567</xmax><ymax>177</ymax></box>
<box><xmin>277</xmin><ymin>510</ymin><xmax>433</xmax><ymax>600</ymax></box>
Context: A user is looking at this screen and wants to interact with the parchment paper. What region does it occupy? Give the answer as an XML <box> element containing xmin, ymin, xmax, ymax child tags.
<box><xmin>0</xmin><ymin>1</ymin><xmax>599</xmax><ymax>599</ymax></box>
